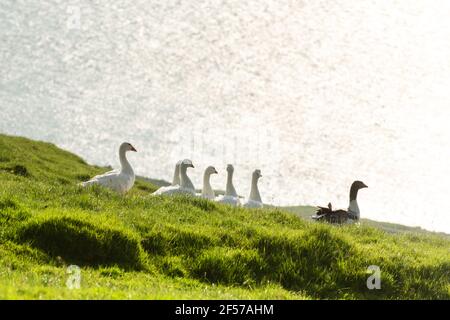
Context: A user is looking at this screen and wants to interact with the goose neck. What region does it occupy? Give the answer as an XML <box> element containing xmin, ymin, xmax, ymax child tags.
<box><xmin>348</xmin><ymin>199</ymin><xmax>360</xmax><ymax>218</ymax></box>
<box><xmin>249</xmin><ymin>176</ymin><xmax>262</xmax><ymax>202</ymax></box>
<box><xmin>202</xmin><ymin>173</ymin><xmax>214</xmax><ymax>197</ymax></box>
<box><xmin>226</xmin><ymin>171</ymin><xmax>237</xmax><ymax>197</ymax></box>
<box><xmin>172</xmin><ymin>164</ymin><xmax>181</xmax><ymax>186</ymax></box>
<box><xmin>180</xmin><ymin>165</ymin><xmax>194</xmax><ymax>189</ymax></box>
<box><xmin>203</xmin><ymin>172</ymin><xmax>212</xmax><ymax>188</ymax></box>
<box><xmin>119</xmin><ymin>148</ymin><xmax>133</xmax><ymax>174</ymax></box>
<box><xmin>349</xmin><ymin>185</ymin><xmax>360</xmax><ymax>202</ymax></box>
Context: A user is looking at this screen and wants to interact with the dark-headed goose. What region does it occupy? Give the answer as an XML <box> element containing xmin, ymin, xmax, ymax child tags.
<box><xmin>313</xmin><ymin>181</ymin><xmax>368</xmax><ymax>224</ymax></box>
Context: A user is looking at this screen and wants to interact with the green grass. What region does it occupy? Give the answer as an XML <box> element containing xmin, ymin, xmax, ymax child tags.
<box><xmin>0</xmin><ymin>134</ymin><xmax>449</xmax><ymax>300</ymax></box>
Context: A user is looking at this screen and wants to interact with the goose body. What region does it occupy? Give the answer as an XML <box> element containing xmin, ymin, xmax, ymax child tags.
<box><xmin>243</xmin><ymin>169</ymin><xmax>263</xmax><ymax>208</ymax></box>
<box><xmin>313</xmin><ymin>181</ymin><xmax>368</xmax><ymax>224</ymax></box>
<box><xmin>243</xmin><ymin>199</ymin><xmax>263</xmax><ymax>209</ymax></box>
<box><xmin>80</xmin><ymin>142</ymin><xmax>137</xmax><ymax>194</ymax></box>
<box><xmin>197</xmin><ymin>166</ymin><xmax>218</xmax><ymax>200</ymax></box>
<box><xmin>154</xmin><ymin>185</ymin><xmax>196</xmax><ymax>196</ymax></box>
<box><xmin>153</xmin><ymin>159</ymin><xmax>196</xmax><ymax>196</ymax></box>
<box><xmin>216</xmin><ymin>195</ymin><xmax>241</xmax><ymax>206</ymax></box>
<box><xmin>216</xmin><ymin>164</ymin><xmax>240</xmax><ymax>207</ymax></box>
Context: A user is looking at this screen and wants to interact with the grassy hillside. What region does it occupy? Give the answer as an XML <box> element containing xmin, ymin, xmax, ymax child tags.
<box><xmin>283</xmin><ymin>206</ymin><xmax>450</xmax><ymax>237</ymax></box>
<box><xmin>0</xmin><ymin>134</ymin><xmax>449</xmax><ymax>299</ymax></box>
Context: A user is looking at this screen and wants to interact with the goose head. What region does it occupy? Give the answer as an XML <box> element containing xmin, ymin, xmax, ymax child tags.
<box><xmin>349</xmin><ymin>180</ymin><xmax>368</xmax><ymax>201</ymax></box>
<box><xmin>181</xmin><ymin>159</ymin><xmax>195</xmax><ymax>169</ymax></box>
<box><xmin>120</xmin><ymin>142</ymin><xmax>137</xmax><ymax>152</ymax></box>
<box><xmin>226</xmin><ymin>164</ymin><xmax>234</xmax><ymax>174</ymax></box>
<box><xmin>253</xmin><ymin>169</ymin><xmax>262</xmax><ymax>180</ymax></box>
<box><xmin>205</xmin><ymin>166</ymin><xmax>218</xmax><ymax>176</ymax></box>
<box><xmin>352</xmin><ymin>180</ymin><xmax>368</xmax><ymax>190</ymax></box>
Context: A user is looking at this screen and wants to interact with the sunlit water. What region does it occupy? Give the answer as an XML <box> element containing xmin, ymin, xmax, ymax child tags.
<box><xmin>1</xmin><ymin>0</ymin><xmax>449</xmax><ymax>233</ymax></box>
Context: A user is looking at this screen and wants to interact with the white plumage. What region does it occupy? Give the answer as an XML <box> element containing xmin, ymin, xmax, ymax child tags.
<box><xmin>153</xmin><ymin>159</ymin><xmax>196</xmax><ymax>196</ymax></box>
<box><xmin>197</xmin><ymin>166</ymin><xmax>218</xmax><ymax>200</ymax></box>
<box><xmin>80</xmin><ymin>142</ymin><xmax>137</xmax><ymax>194</ymax></box>
<box><xmin>243</xmin><ymin>169</ymin><xmax>263</xmax><ymax>208</ymax></box>
<box><xmin>216</xmin><ymin>164</ymin><xmax>240</xmax><ymax>207</ymax></box>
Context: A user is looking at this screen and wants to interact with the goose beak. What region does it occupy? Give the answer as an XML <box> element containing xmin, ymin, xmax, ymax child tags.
<box><xmin>362</xmin><ymin>183</ymin><xmax>368</xmax><ymax>188</ymax></box>
<box><xmin>190</xmin><ymin>164</ymin><xmax>195</xmax><ymax>168</ymax></box>
<box><xmin>131</xmin><ymin>146</ymin><xmax>137</xmax><ymax>152</ymax></box>
<box><xmin>214</xmin><ymin>170</ymin><xmax>218</xmax><ymax>174</ymax></box>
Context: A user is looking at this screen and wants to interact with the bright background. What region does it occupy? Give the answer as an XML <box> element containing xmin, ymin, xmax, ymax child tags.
<box><xmin>1</xmin><ymin>0</ymin><xmax>449</xmax><ymax>232</ymax></box>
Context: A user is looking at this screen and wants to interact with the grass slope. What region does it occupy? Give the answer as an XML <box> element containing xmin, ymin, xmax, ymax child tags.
<box><xmin>282</xmin><ymin>206</ymin><xmax>450</xmax><ymax>237</ymax></box>
<box><xmin>0</xmin><ymin>134</ymin><xmax>449</xmax><ymax>299</ymax></box>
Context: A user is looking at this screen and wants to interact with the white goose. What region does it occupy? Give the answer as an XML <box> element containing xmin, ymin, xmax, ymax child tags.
<box><xmin>151</xmin><ymin>160</ymin><xmax>183</xmax><ymax>194</ymax></box>
<box><xmin>80</xmin><ymin>142</ymin><xmax>137</xmax><ymax>194</ymax></box>
<box><xmin>243</xmin><ymin>169</ymin><xmax>263</xmax><ymax>208</ymax></box>
<box><xmin>215</xmin><ymin>164</ymin><xmax>240</xmax><ymax>207</ymax></box>
<box><xmin>152</xmin><ymin>159</ymin><xmax>196</xmax><ymax>196</ymax></box>
<box><xmin>197</xmin><ymin>166</ymin><xmax>218</xmax><ymax>200</ymax></box>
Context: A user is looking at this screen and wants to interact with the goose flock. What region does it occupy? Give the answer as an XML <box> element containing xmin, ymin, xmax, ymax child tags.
<box><xmin>81</xmin><ymin>142</ymin><xmax>368</xmax><ymax>224</ymax></box>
